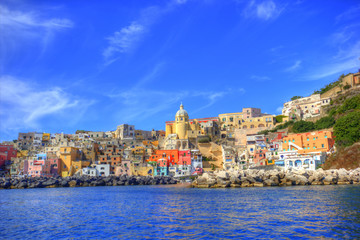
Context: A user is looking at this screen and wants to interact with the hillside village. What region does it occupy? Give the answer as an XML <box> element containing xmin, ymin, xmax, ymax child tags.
<box><xmin>1</xmin><ymin>71</ymin><xmax>360</xmax><ymax>179</ymax></box>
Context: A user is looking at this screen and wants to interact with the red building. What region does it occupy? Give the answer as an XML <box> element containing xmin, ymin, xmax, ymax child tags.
<box><xmin>0</xmin><ymin>145</ymin><xmax>17</xmax><ymax>168</ymax></box>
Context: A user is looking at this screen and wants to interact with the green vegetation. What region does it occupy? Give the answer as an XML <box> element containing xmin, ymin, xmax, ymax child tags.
<box><xmin>343</xmin><ymin>84</ymin><xmax>351</xmax><ymax>90</ymax></box>
<box><xmin>257</xmin><ymin>121</ymin><xmax>294</xmax><ymax>135</ymax></box>
<box><xmin>292</xmin><ymin>120</ymin><xmax>315</xmax><ymax>133</ymax></box>
<box><xmin>291</xmin><ymin>96</ymin><xmax>303</xmax><ymax>101</ymax></box>
<box><xmin>198</xmin><ymin>136</ymin><xmax>211</xmax><ymax>143</ymax></box>
<box><xmin>336</xmin><ymin>95</ymin><xmax>360</xmax><ymax>114</ymax></box>
<box><xmin>333</xmin><ymin>111</ymin><xmax>360</xmax><ymax>147</ymax></box>
<box><xmin>275</xmin><ymin>115</ymin><xmax>287</xmax><ymax>123</ymax></box>
<box><xmin>313</xmin><ymin>73</ymin><xmax>349</xmax><ymax>95</ymax></box>
<box><xmin>314</xmin><ymin>116</ymin><xmax>335</xmax><ymax>130</ymax></box>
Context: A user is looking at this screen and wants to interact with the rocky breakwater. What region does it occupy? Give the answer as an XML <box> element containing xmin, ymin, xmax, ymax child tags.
<box><xmin>192</xmin><ymin>168</ymin><xmax>360</xmax><ymax>188</ymax></box>
<box><xmin>0</xmin><ymin>175</ymin><xmax>178</xmax><ymax>190</ymax></box>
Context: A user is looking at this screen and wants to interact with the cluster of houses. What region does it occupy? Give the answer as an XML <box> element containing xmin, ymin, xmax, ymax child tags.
<box><xmin>1</xmin><ymin>72</ymin><xmax>359</xmax><ymax>178</ymax></box>
<box><xmin>0</xmin><ymin>124</ymin><xmax>205</xmax><ymax>178</ymax></box>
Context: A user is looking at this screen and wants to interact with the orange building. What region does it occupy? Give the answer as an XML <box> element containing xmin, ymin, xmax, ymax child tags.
<box><xmin>147</xmin><ymin>150</ymin><xmax>179</xmax><ymax>165</ymax></box>
<box><xmin>282</xmin><ymin>130</ymin><xmax>335</xmax><ymax>154</ymax></box>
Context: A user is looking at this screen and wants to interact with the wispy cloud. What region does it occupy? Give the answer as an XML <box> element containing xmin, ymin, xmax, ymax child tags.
<box><xmin>335</xmin><ymin>4</ymin><xmax>360</xmax><ymax>23</ymax></box>
<box><xmin>242</xmin><ymin>0</ymin><xmax>283</xmax><ymax>20</ymax></box>
<box><xmin>251</xmin><ymin>75</ymin><xmax>271</xmax><ymax>82</ymax></box>
<box><xmin>276</xmin><ymin>106</ymin><xmax>283</xmax><ymax>114</ymax></box>
<box><xmin>285</xmin><ymin>60</ymin><xmax>302</xmax><ymax>72</ymax></box>
<box><xmin>0</xmin><ymin>5</ymin><xmax>73</xmax><ymax>30</ymax></box>
<box><xmin>103</xmin><ymin>1</ymin><xmax>187</xmax><ymax>66</ymax></box>
<box><xmin>0</xmin><ymin>4</ymin><xmax>73</xmax><ymax>61</ymax></box>
<box><xmin>0</xmin><ymin>76</ymin><xmax>94</xmax><ymax>136</ymax></box>
<box><xmin>106</xmin><ymin>64</ymin><xmax>245</xmax><ymax>124</ymax></box>
<box><xmin>305</xmin><ymin>43</ymin><xmax>360</xmax><ymax>80</ymax></box>
<box><xmin>103</xmin><ymin>22</ymin><xmax>146</xmax><ymax>65</ymax></box>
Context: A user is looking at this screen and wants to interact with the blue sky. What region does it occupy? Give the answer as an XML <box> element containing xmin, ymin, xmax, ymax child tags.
<box><xmin>1</xmin><ymin>0</ymin><xmax>360</xmax><ymax>141</ymax></box>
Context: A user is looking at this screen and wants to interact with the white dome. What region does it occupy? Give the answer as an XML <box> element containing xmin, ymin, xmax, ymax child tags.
<box><xmin>175</xmin><ymin>103</ymin><xmax>188</xmax><ymax>118</ymax></box>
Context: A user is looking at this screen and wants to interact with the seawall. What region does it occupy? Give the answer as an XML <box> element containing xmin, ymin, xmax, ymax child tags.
<box><xmin>0</xmin><ymin>175</ymin><xmax>178</xmax><ymax>190</ymax></box>
<box><xmin>192</xmin><ymin>168</ymin><xmax>360</xmax><ymax>188</ymax></box>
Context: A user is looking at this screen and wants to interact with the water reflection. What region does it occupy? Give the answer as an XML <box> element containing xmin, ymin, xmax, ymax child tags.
<box><xmin>1</xmin><ymin>185</ymin><xmax>360</xmax><ymax>239</ymax></box>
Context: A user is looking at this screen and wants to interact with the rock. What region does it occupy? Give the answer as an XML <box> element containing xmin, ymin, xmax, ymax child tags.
<box><xmin>17</xmin><ymin>182</ymin><xmax>28</xmax><ymax>189</ymax></box>
<box><xmin>294</xmin><ymin>175</ymin><xmax>308</xmax><ymax>185</ymax></box>
<box><xmin>253</xmin><ymin>182</ymin><xmax>264</xmax><ymax>187</ymax></box>
<box><xmin>323</xmin><ymin>176</ymin><xmax>336</xmax><ymax>185</ymax></box>
<box><xmin>61</xmin><ymin>180</ymin><xmax>69</xmax><ymax>187</ymax></box>
<box><xmin>215</xmin><ymin>171</ymin><xmax>229</xmax><ymax>179</ymax></box>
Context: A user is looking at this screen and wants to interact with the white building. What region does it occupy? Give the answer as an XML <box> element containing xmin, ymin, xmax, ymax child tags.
<box><xmin>282</xmin><ymin>94</ymin><xmax>331</xmax><ymax>120</ymax></box>
<box><xmin>191</xmin><ymin>150</ymin><xmax>203</xmax><ymax>174</ymax></box>
<box><xmin>115</xmin><ymin>124</ymin><xmax>135</xmax><ymax>140</ymax></box>
<box><xmin>82</xmin><ymin>164</ymin><xmax>110</xmax><ymax>177</ymax></box>
<box><xmin>275</xmin><ymin>151</ymin><xmax>326</xmax><ymax>171</ymax></box>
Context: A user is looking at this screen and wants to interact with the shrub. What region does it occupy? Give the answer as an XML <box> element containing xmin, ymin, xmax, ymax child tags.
<box><xmin>198</xmin><ymin>136</ymin><xmax>211</xmax><ymax>143</ymax></box>
<box><xmin>334</xmin><ymin>111</ymin><xmax>360</xmax><ymax>147</ymax></box>
<box><xmin>291</xmin><ymin>96</ymin><xmax>303</xmax><ymax>101</ymax></box>
<box><xmin>336</xmin><ymin>94</ymin><xmax>360</xmax><ymax>114</ymax></box>
<box><xmin>275</xmin><ymin>115</ymin><xmax>286</xmax><ymax>123</ymax></box>
<box><xmin>315</xmin><ymin>116</ymin><xmax>335</xmax><ymax>130</ymax></box>
<box><xmin>292</xmin><ymin>120</ymin><xmax>315</xmax><ymax>133</ymax></box>
<box><xmin>343</xmin><ymin>84</ymin><xmax>351</xmax><ymax>90</ymax></box>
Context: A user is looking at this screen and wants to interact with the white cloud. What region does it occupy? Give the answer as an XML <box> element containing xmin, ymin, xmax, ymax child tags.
<box><xmin>0</xmin><ymin>76</ymin><xmax>94</xmax><ymax>133</ymax></box>
<box><xmin>251</xmin><ymin>75</ymin><xmax>271</xmax><ymax>81</ymax></box>
<box><xmin>276</xmin><ymin>106</ymin><xmax>283</xmax><ymax>114</ymax></box>
<box><xmin>335</xmin><ymin>5</ymin><xmax>360</xmax><ymax>23</ymax></box>
<box><xmin>0</xmin><ymin>4</ymin><xmax>73</xmax><ymax>59</ymax></box>
<box><xmin>243</xmin><ymin>0</ymin><xmax>283</xmax><ymax>20</ymax></box>
<box><xmin>0</xmin><ymin>4</ymin><xmax>73</xmax><ymax>33</ymax></box>
<box><xmin>306</xmin><ymin>41</ymin><xmax>360</xmax><ymax>80</ymax></box>
<box><xmin>102</xmin><ymin>1</ymin><xmax>187</xmax><ymax>66</ymax></box>
<box><xmin>285</xmin><ymin>60</ymin><xmax>302</xmax><ymax>72</ymax></box>
<box><xmin>103</xmin><ymin>22</ymin><xmax>145</xmax><ymax>65</ymax></box>
<box><xmin>106</xmin><ymin>64</ymin><xmax>245</xmax><ymax>123</ymax></box>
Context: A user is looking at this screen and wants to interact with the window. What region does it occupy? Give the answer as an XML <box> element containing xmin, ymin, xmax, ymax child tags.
<box><xmin>325</xmin><ymin>135</ymin><xmax>327</xmax><ymax>138</ymax></box>
<box><xmin>307</xmin><ymin>138</ymin><xmax>309</xmax><ymax>141</ymax></box>
<box><xmin>322</xmin><ymin>144</ymin><xmax>324</xmax><ymax>148</ymax></box>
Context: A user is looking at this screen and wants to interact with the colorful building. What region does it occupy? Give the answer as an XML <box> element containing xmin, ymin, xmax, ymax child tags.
<box><xmin>0</xmin><ymin>145</ymin><xmax>17</xmax><ymax>168</ymax></box>
<box><xmin>282</xmin><ymin>130</ymin><xmax>335</xmax><ymax>154</ymax></box>
<box><xmin>59</xmin><ymin>147</ymin><xmax>84</xmax><ymax>177</ymax></box>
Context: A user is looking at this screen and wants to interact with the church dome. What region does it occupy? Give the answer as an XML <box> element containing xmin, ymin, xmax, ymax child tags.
<box><xmin>175</xmin><ymin>103</ymin><xmax>189</xmax><ymax>118</ymax></box>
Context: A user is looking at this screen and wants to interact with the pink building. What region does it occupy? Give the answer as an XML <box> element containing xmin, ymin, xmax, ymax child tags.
<box><xmin>49</xmin><ymin>158</ymin><xmax>60</xmax><ymax>176</ymax></box>
<box><xmin>115</xmin><ymin>160</ymin><xmax>132</xmax><ymax>176</ymax></box>
<box><xmin>178</xmin><ymin>150</ymin><xmax>191</xmax><ymax>166</ymax></box>
<box><xmin>253</xmin><ymin>149</ymin><xmax>268</xmax><ymax>165</ymax></box>
<box><xmin>27</xmin><ymin>153</ymin><xmax>60</xmax><ymax>177</ymax></box>
<box><xmin>242</xmin><ymin>108</ymin><xmax>262</xmax><ymax>119</ymax></box>
<box><xmin>27</xmin><ymin>159</ymin><xmax>52</xmax><ymax>177</ymax></box>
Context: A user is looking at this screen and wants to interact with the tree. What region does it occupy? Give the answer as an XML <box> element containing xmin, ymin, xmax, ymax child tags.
<box><xmin>336</xmin><ymin>95</ymin><xmax>360</xmax><ymax>114</ymax></box>
<box><xmin>315</xmin><ymin>116</ymin><xmax>335</xmax><ymax>130</ymax></box>
<box><xmin>291</xmin><ymin>120</ymin><xmax>315</xmax><ymax>133</ymax></box>
<box><xmin>291</xmin><ymin>96</ymin><xmax>303</xmax><ymax>101</ymax></box>
<box><xmin>334</xmin><ymin>111</ymin><xmax>360</xmax><ymax>147</ymax></box>
<box><xmin>275</xmin><ymin>115</ymin><xmax>286</xmax><ymax>123</ymax></box>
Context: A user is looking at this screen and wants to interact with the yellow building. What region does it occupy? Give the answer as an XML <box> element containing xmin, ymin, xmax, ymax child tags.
<box><xmin>59</xmin><ymin>147</ymin><xmax>82</xmax><ymax>177</ymax></box>
<box><xmin>239</xmin><ymin>115</ymin><xmax>276</xmax><ymax>129</ymax></box>
<box><xmin>165</xmin><ymin>103</ymin><xmax>192</xmax><ymax>139</ymax></box>
<box><xmin>42</xmin><ymin>133</ymin><xmax>51</xmax><ymax>142</ymax></box>
<box><xmin>218</xmin><ymin>112</ymin><xmax>243</xmax><ymax>128</ymax></box>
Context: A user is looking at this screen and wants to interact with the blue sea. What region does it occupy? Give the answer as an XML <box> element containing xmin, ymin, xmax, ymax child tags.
<box><xmin>1</xmin><ymin>184</ymin><xmax>360</xmax><ymax>239</ymax></box>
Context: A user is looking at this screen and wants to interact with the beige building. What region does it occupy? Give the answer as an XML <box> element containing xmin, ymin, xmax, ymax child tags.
<box><xmin>282</xmin><ymin>94</ymin><xmax>331</xmax><ymax>120</ymax></box>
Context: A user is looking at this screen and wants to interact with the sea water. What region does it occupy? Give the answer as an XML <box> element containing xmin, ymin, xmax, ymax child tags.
<box><xmin>1</xmin><ymin>185</ymin><xmax>360</xmax><ymax>239</ymax></box>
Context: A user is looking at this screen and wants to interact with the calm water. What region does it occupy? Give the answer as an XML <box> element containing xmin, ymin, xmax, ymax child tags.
<box><xmin>1</xmin><ymin>185</ymin><xmax>360</xmax><ymax>239</ymax></box>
